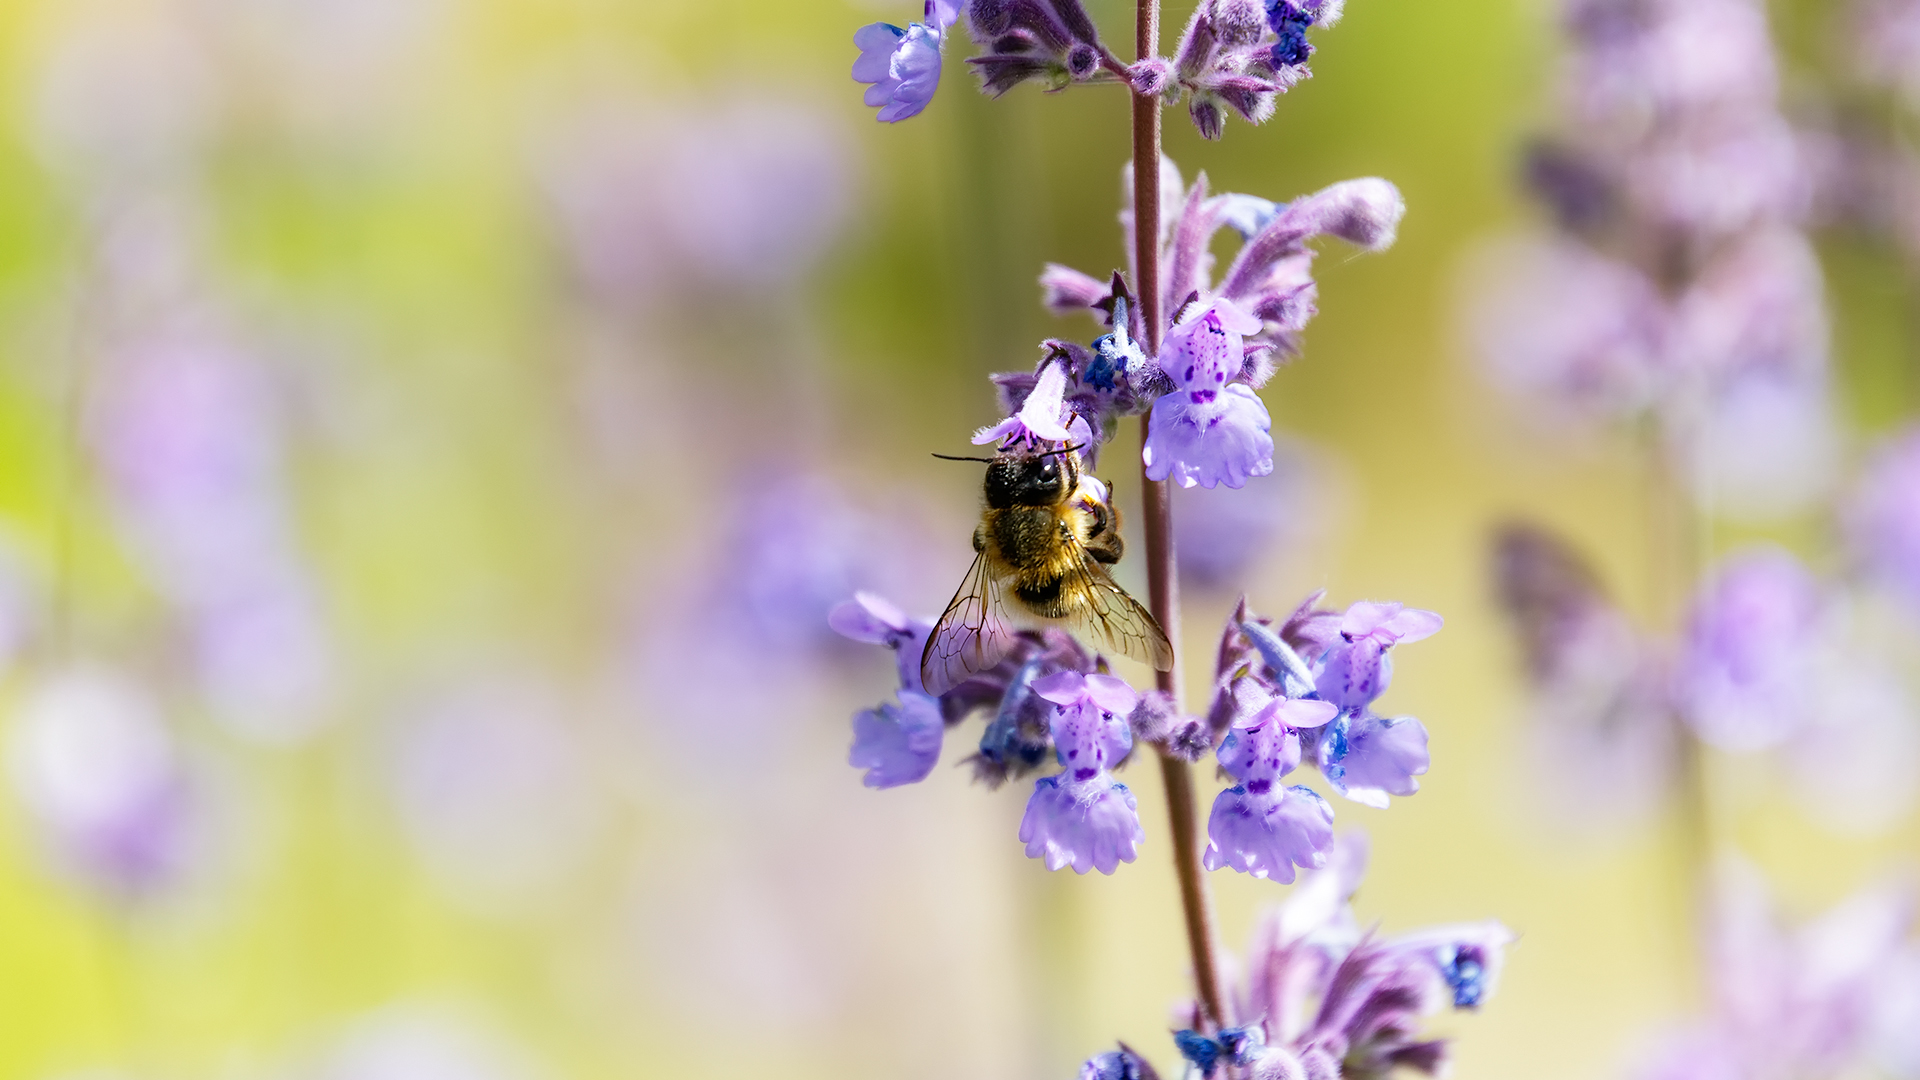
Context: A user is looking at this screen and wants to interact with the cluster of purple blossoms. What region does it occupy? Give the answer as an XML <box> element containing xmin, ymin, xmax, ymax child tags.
<box><xmin>1467</xmin><ymin>0</ymin><xmax>1835</xmax><ymax>521</ymax></box>
<box><xmin>1082</xmin><ymin>834</ymin><xmax>1514</xmax><ymax>1080</ymax></box>
<box><xmin>836</xmin><ymin>589</ymin><xmax>1439</xmax><ymax>878</ymax></box>
<box><xmin>1635</xmin><ymin>858</ymin><xmax>1920</xmax><ymax>1080</ymax></box>
<box><xmin>1030</xmin><ymin>160</ymin><xmax>1401</xmax><ymax>486</ymax></box>
<box><xmin>852</xmin><ymin>0</ymin><xmax>1350</xmax><ymax>140</ymax></box>
<box><xmin>5</xmin><ymin>666</ymin><xmax>200</xmax><ymax>897</ymax></box>
<box><xmin>1494</xmin><ymin>524</ymin><xmax>1920</xmax><ymax>829</ymax></box>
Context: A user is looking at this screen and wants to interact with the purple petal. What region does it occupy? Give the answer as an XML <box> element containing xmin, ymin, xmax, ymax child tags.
<box><xmin>827</xmin><ymin>591</ymin><xmax>910</xmax><ymax>643</ymax></box>
<box><xmin>1083</xmin><ymin>673</ymin><xmax>1141</xmax><ymax>716</ymax></box>
<box><xmin>1280</xmin><ymin>698</ymin><xmax>1339</xmax><ymax>729</ymax></box>
<box><xmin>1217</xmin><ymin>703</ymin><xmax>1303</xmax><ymax>785</ymax></box>
<box><xmin>1143</xmin><ymin>382</ymin><xmax>1275</xmax><ymax>490</ymax></box>
<box><xmin>1202</xmin><ymin>783</ymin><xmax>1334</xmax><ymax>881</ymax></box>
<box><xmin>1041</xmin><ymin>263</ymin><xmax>1109</xmax><ymax>313</ymax></box>
<box><xmin>1020</xmin><ymin>774</ymin><xmax>1144</xmax><ymax>874</ymax></box>
<box><xmin>973</xmin><ymin>358</ymin><xmax>1071</xmax><ymax>447</ymax></box>
<box><xmin>849</xmin><ymin>692</ymin><xmax>944</xmax><ymax>788</ymax></box>
<box><xmin>1321</xmin><ymin>711</ymin><xmax>1429</xmax><ymax>808</ymax></box>
<box><xmin>1382</xmin><ymin>607</ymin><xmax>1444</xmax><ymax>642</ymax></box>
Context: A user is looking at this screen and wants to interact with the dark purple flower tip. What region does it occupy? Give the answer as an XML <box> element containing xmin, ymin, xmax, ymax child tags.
<box><xmin>1041</xmin><ymin>263</ymin><xmax>1110</xmax><ymax>312</ymax></box>
<box><xmin>1189</xmin><ymin>95</ymin><xmax>1227</xmax><ymax>140</ymax></box>
<box><xmin>1066</xmin><ymin>42</ymin><xmax>1100</xmax><ymax>78</ymax></box>
<box><xmin>967</xmin><ymin>0</ymin><xmax>1014</xmax><ymax>35</ymax></box>
<box><xmin>853</xmin><ymin>20</ymin><xmax>947</xmax><ymax>123</ymax></box>
<box><xmin>850</xmin><ymin>691</ymin><xmax>945</xmax><ymax>788</ymax></box>
<box><xmin>1020</xmin><ymin>773</ymin><xmax>1144</xmax><ymax>873</ymax></box>
<box><xmin>1129</xmin><ymin>57</ymin><xmax>1175</xmax><ymax>95</ymax></box>
<box><xmin>1202</xmin><ymin>781</ymin><xmax>1333</xmax><ymax>880</ymax></box>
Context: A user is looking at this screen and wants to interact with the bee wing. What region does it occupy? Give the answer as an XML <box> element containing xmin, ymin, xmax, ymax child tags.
<box><xmin>920</xmin><ymin>550</ymin><xmax>1019</xmax><ymax>697</ymax></box>
<box><xmin>1061</xmin><ymin>555</ymin><xmax>1174</xmax><ymax>672</ymax></box>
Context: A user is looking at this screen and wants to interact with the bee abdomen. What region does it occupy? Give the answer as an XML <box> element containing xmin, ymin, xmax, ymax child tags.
<box><xmin>1014</xmin><ymin>575</ymin><xmax>1072</xmax><ymax>618</ymax></box>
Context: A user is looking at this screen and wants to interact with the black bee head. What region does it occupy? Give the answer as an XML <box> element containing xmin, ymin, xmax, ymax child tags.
<box><xmin>985</xmin><ymin>450</ymin><xmax>1079</xmax><ymax>508</ymax></box>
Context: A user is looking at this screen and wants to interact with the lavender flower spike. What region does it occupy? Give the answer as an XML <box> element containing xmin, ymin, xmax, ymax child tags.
<box><xmin>852</xmin><ymin>0</ymin><xmax>961</xmax><ymax>123</ymax></box>
<box><xmin>1143</xmin><ymin>297</ymin><xmax>1275</xmax><ymax>489</ymax></box>
<box><xmin>850</xmin><ymin>691</ymin><xmax>944</xmax><ymax>788</ymax></box>
<box><xmin>1019</xmin><ymin>670</ymin><xmax>1146</xmax><ymax>874</ymax></box>
<box><xmin>1204</xmin><ymin>696</ymin><xmax>1339</xmax><ymax>881</ymax></box>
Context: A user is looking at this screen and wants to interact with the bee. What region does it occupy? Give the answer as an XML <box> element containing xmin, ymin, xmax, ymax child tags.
<box><xmin>920</xmin><ymin>447</ymin><xmax>1175</xmax><ymax>695</ymax></box>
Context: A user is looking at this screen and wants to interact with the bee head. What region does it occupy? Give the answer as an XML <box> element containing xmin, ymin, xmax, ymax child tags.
<box><xmin>985</xmin><ymin>449</ymin><xmax>1080</xmax><ymax>508</ymax></box>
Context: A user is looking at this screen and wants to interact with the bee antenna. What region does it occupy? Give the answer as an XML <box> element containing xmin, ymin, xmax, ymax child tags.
<box><xmin>1045</xmin><ymin>442</ymin><xmax>1086</xmax><ymax>457</ymax></box>
<box><xmin>930</xmin><ymin>452</ymin><xmax>998</xmax><ymax>463</ymax></box>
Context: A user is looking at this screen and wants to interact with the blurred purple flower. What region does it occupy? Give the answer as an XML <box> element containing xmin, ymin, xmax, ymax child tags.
<box><xmin>1678</xmin><ymin>548</ymin><xmax>1823</xmax><ymax>751</ymax></box>
<box><xmin>87</xmin><ymin>330</ymin><xmax>332</xmax><ymax>741</ymax></box>
<box><xmin>1853</xmin><ymin>0</ymin><xmax>1920</xmax><ymax>106</ymax></box>
<box><xmin>1080</xmin><ymin>1045</ymin><xmax>1161</xmax><ymax>1080</ymax></box>
<box><xmin>1635</xmin><ymin>858</ymin><xmax>1916</xmax><ymax>1080</ymax></box>
<box><xmin>853</xmin><ymin>0</ymin><xmax>959</xmax><ymax>123</ymax></box>
<box><xmin>536</xmin><ymin>95</ymin><xmax>855</xmax><ymax>301</ymax></box>
<box><xmin>1847</xmin><ymin>424</ymin><xmax>1920</xmax><ymax>614</ymax></box>
<box><xmin>6</xmin><ymin>667</ymin><xmax>195</xmax><ymax>896</ymax></box>
<box><xmin>388</xmin><ymin>673</ymin><xmax>603</xmax><ymax>909</ymax></box>
<box><xmin>1019</xmin><ymin>671</ymin><xmax>1144</xmax><ymax>874</ymax></box>
<box><xmin>850</xmin><ymin>691</ymin><xmax>945</xmax><ymax>788</ymax></box>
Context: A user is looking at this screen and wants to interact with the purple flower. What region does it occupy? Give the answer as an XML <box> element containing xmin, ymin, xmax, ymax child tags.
<box><xmin>1313</xmin><ymin>708</ymin><xmax>1431</xmax><ymax>808</ymax></box>
<box><xmin>1144</xmin><ymin>297</ymin><xmax>1275</xmax><ymax>489</ymax></box>
<box><xmin>1204</xmin><ymin>782</ymin><xmax>1334</xmax><ymax>882</ymax></box>
<box><xmin>1080</xmin><ymin>1045</ymin><xmax>1161</xmax><ymax>1080</ymax></box>
<box><xmin>1635</xmin><ymin>858</ymin><xmax>1915</xmax><ymax>1080</ymax></box>
<box><xmin>853</xmin><ymin>0</ymin><xmax>960</xmax><ymax>123</ymax></box>
<box><xmin>1312</xmin><ymin>600</ymin><xmax>1444</xmax><ymax>711</ymax></box>
<box><xmin>6</xmin><ymin>667</ymin><xmax>195</xmax><ymax>896</ymax></box>
<box><xmin>1018</xmin><ymin>670</ymin><xmax>1145</xmax><ymax>873</ymax></box>
<box><xmin>1204</xmin><ymin>696</ymin><xmax>1339</xmax><ymax>880</ymax></box>
<box><xmin>1166</xmin><ymin>828</ymin><xmax>1511</xmax><ymax>1080</ymax></box>
<box><xmin>1020</xmin><ymin>772</ymin><xmax>1144</xmax><ymax>874</ymax></box>
<box><xmin>850</xmin><ymin>691</ymin><xmax>945</xmax><ymax>788</ymax></box>
<box><xmin>973</xmin><ymin>357</ymin><xmax>1076</xmax><ymax>451</ymax></box>
<box><xmin>830</xmin><ymin>591</ymin><xmax>935</xmax><ymax>695</ymax></box>
<box><xmin>1847</xmin><ymin>424</ymin><xmax>1920</xmax><ymax>614</ymax></box>
<box><xmin>1391</xmin><ymin>920</ymin><xmax>1517</xmax><ymax>1008</ymax></box>
<box><xmin>1678</xmin><ymin>548</ymin><xmax>1822</xmax><ymax>751</ymax></box>
<box><xmin>1033</xmin><ymin>670</ymin><xmax>1137</xmax><ymax>779</ymax></box>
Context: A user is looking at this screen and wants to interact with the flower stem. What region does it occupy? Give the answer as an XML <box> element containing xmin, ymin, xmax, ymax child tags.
<box><xmin>1132</xmin><ymin>0</ymin><xmax>1229</xmax><ymax>1033</ymax></box>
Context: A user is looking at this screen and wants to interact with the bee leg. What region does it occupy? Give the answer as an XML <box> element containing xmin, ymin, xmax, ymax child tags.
<box><xmin>1081</xmin><ymin>501</ymin><xmax>1124</xmax><ymax>565</ymax></box>
<box><xmin>1085</xmin><ymin>531</ymin><xmax>1124</xmax><ymax>565</ymax></box>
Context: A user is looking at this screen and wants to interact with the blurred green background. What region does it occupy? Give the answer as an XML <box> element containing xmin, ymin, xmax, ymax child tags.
<box><xmin>0</xmin><ymin>0</ymin><xmax>1914</xmax><ymax>1078</ymax></box>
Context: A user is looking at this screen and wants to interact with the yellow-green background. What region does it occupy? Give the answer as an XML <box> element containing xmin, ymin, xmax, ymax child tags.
<box><xmin>0</xmin><ymin>0</ymin><xmax>1914</xmax><ymax>1077</ymax></box>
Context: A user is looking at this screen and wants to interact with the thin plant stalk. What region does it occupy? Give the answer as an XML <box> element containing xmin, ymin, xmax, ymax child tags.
<box><xmin>1131</xmin><ymin>0</ymin><xmax>1229</xmax><ymax>1032</ymax></box>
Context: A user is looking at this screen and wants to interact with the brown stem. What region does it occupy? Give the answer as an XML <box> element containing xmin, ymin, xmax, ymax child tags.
<box><xmin>1132</xmin><ymin>0</ymin><xmax>1228</xmax><ymax>1034</ymax></box>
